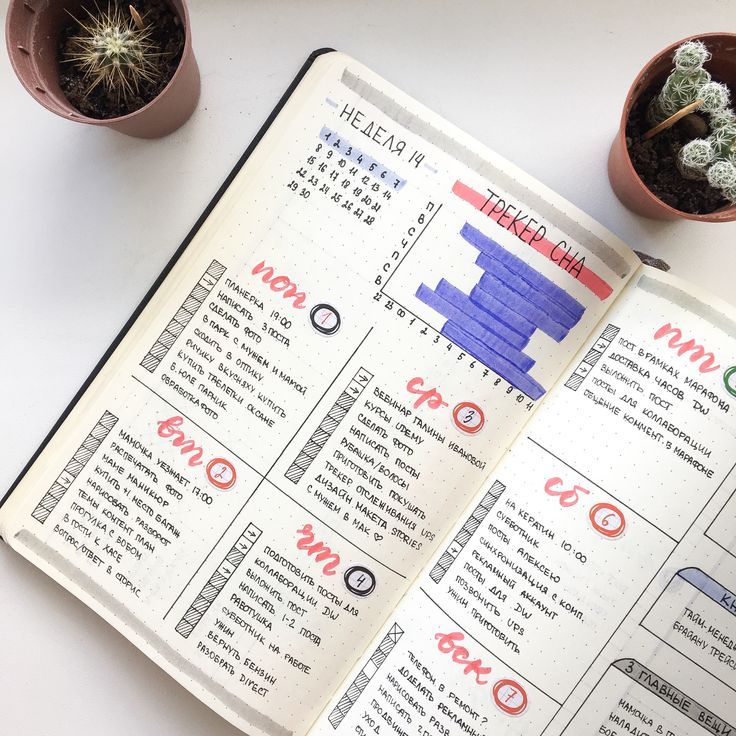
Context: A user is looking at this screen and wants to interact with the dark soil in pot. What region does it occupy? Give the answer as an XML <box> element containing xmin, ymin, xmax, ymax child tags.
<box><xmin>58</xmin><ymin>0</ymin><xmax>184</xmax><ymax>119</ymax></box>
<box><xmin>626</xmin><ymin>90</ymin><xmax>729</xmax><ymax>215</ymax></box>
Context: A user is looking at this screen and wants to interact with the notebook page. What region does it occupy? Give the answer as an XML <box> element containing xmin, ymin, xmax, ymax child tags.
<box><xmin>309</xmin><ymin>267</ymin><xmax>736</xmax><ymax>736</ymax></box>
<box><xmin>0</xmin><ymin>52</ymin><xmax>638</xmax><ymax>736</ymax></box>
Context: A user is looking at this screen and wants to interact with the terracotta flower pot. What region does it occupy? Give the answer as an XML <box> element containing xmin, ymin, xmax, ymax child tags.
<box><xmin>608</xmin><ymin>32</ymin><xmax>736</xmax><ymax>222</ymax></box>
<box><xmin>5</xmin><ymin>0</ymin><xmax>200</xmax><ymax>138</ymax></box>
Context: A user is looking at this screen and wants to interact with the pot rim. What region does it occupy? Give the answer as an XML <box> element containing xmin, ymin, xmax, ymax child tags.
<box><xmin>617</xmin><ymin>31</ymin><xmax>736</xmax><ymax>222</ymax></box>
<box><xmin>5</xmin><ymin>0</ymin><xmax>193</xmax><ymax>127</ymax></box>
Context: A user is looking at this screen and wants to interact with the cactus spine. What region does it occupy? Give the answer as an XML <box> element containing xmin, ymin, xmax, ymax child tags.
<box><xmin>64</xmin><ymin>3</ymin><xmax>160</xmax><ymax>102</ymax></box>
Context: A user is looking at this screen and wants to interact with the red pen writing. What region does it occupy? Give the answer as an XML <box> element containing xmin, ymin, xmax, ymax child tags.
<box><xmin>434</xmin><ymin>631</ymin><xmax>529</xmax><ymax>715</ymax></box>
<box><xmin>406</xmin><ymin>377</ymin><xmax>449</xmax><ymax>410</ymax></box>
<box><xmin>156</xmin><ymin>415</ymin><xmax>204</xmax><ymax>467</ymax></box>
<box><xmin>296</xmin><ymin>523</ymin><xmax>341</xmax><ymax>576</ymax></box>
<box><xmin>653</xmin><ymin>323</ymin><xmax>720</xmax><ymax>374</ymax></box>
<box><xmin>251</xmin><ymin>261</ymin><xmax>307</xmax><ymax>310</ymax></box>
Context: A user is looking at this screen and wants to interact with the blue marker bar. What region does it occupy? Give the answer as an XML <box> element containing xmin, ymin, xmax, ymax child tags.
<box><xmin>433</xmin><ymin>280</ymin><xmax>531</xmax><ymax>348</ymax></box>
<box><xmin>461</xmin><ymin>223</ymin><xmax>585</xmax><ymax>320</ymax></box>
<box><xmin>475</xmin><ymin>253</ymin><xmax>581</xmax><ymax>330</ymax></box>
<box><xmin>416</xmin><ymin>284</ymin><xmax>535</xmax><ymax>372</ymax></box>
<box><xmin>474</xmin><ymin>275</ymin><xmax>568</xmax><ymax>342</ymax></box>
<box><xmin>442</xmin><ymin>321</ymin><xmax>545</xmax><ymax>401</ymax></box>
<box><xmin>320</xmin><ymin>126</ymin><xmax>406</xmax><ymax>190</ymax></box>
<box><xmin>677</xmin><ymin>568</ymin><xmax>736</xmax><ymax>617</ymax></box>
<box><xmin>435</xmin><ymin>278</ymin><xmax>536</xmax><ymax>341</ymax></box>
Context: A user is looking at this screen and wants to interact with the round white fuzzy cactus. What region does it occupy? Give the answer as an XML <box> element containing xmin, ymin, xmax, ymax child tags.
<box><xmin>644</xmin><ymin>39</ymin><xmax>736</xmax><ymax>203</ymax></box>
<box><xmin>706</xmin><ymin>160</ymin><xmax>736</xmax><ymax>189</ymax></box>
<box><xmin>677</xmin><ymin>138</ymin><xmax>714</xmax><ymax>179</ymax></box>
<box><xmin>710</xmin><ymin>109</ymin><xmax>736</xmax><ymax>130</ymax></box>
<box><xmin>699</xmin><ymin>81</ymin><xmax>731</xmax><ymax>114</ymax></box>
<box><xmin>673</xmin><ymin>40</ymin><xmax>711</xmax><ymax>71</ymax></box>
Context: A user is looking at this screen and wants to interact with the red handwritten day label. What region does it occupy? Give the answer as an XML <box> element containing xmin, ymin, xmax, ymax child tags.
<box><xmin>157</xmin><ymin>416</ymin><xmax>204</xmax><ymax>467</ymax></box>
<box><xmin>296</xmin><ymin>523</ymin><xmax>341</xmax><ymax>576</ymax></box>
<box><xmin>435</xmin><ymin>632</ymin><xmax>529</xmax><ymax>716</ymax></box>
<box><xmin>251</xmin><ymin>261</ymin><xmax>307</xmax><ymax>309</ymax></box>
<box><xmin>435</xmin><ymin>631</ymin><xmax>492</xmax><ymax>684</ymax></box>
<box><xmin>406</xmin><ymin>377</ymin><xmax>449</xmax><ymax>410</ymax></box>
<box><xmin>544</xmin><ymin>476</ymin><xmax>626</xmax><ymax>539</ymax></box>
<box><xmin>653</xmin><ymin>323</ymin><xmax>720</xmax><ymax>373</ymax></box>
<box><xmin>544</xmin><ymin>477</ymin><xmax>590</xmax><ymax>507</ymax></box>
<box><xmin>156</xmin><ymin>416</ymin><xmax>239</xmax><ymax>493</ymax></box>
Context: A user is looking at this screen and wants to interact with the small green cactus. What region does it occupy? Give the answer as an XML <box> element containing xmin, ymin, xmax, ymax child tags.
<box><xmin>65</xmin><ymin>4</ymin><xmax>160</xmax><ymax>102</ymax></box>
<box><xmin>709</xmin><ymin>110</ymin><xmax>736</xmax><ymax>137</ymax></box>
<box><xmin>648</xmin><ymin>40</ymin><xmax>736</xmax><ymax>203</ymax></box>
<box><xmin>647</xmin><ymin>41</ymin><xmax>711</xmax><ymax>125</ymax></box>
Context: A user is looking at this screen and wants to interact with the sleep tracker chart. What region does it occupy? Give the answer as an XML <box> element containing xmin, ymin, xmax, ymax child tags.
<box><xmin>417</xmin><ymin>223</ymin><xmax>586</xmax><ymax>400</ymax></box>
<box><xmin>363</xmin><ymin>175</ymin><xmax>620</xmax><ymax>409</ymax></box>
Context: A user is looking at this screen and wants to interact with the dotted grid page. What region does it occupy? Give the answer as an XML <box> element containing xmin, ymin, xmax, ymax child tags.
<box><xmin>309</xmin><ymin>266</ymin><xmax>736</xmax><ymax>736</ymax></box>
<box><xmin>0</xmin><ymin>51</ymin><xmax>641</xmax><ymax>736</ymax></box>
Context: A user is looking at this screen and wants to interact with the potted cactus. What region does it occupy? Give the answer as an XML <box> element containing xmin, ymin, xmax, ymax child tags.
<box><xmin>6</xmin><ymin>0</ymin><xmax>199</xmax><ymax>138</ymax></box>
<box><xmin>608</xmin><ymin>34</ymin><xmax>736</xmax><ymax>221</ymax></box>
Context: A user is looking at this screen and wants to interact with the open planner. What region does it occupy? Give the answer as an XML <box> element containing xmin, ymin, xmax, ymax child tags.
<box><xmin>2</xmin><ymin>49</ymin><xmax>736</xmax><ymax>736</ymax></box>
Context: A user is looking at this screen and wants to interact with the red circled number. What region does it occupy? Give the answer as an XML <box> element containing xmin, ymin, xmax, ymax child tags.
<box><xmin>588</xmin><ymin>502</ymin><xmax>626</xmax><ymax>538</ymax></box>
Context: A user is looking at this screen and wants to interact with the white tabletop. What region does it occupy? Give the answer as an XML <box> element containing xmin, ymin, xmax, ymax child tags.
<box><xmin>1</xmin><ymin>1</ymin><xmax>735</xmax><ymax>733</ymax></box>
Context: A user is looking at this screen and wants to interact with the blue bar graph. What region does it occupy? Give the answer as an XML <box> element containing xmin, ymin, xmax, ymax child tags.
<box><xmin>475</xmin><ymin>274</ymin><xmax>569</xmax><ymax>341</ymax></box>
<box><xmin>416</xmin><ymin>222</ymin><xmax>586</xmax><ymax>401</ymax></box>
<box><xmin>461</xmin><ymin>222</ymin><xmax>585</xmax><ymax>319</ymax></box>
<box><xmin>442</xmin><ymin>322</ymin><xmax>546</xmax><ymax>400</ymax></box>
<box><xmin>474</xmin><ymin>253</ymin><xmax>579</xmax><ymax>329</ymax></box>
<box><xmin>435</xmin><ymin>279</ymin><xmax>534</xmax><ymax>343</ymax></box>
<box><xmin>416</xmin><ymin>285</ymin><xmax>535</xmax><ymax>371</ymax></box>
